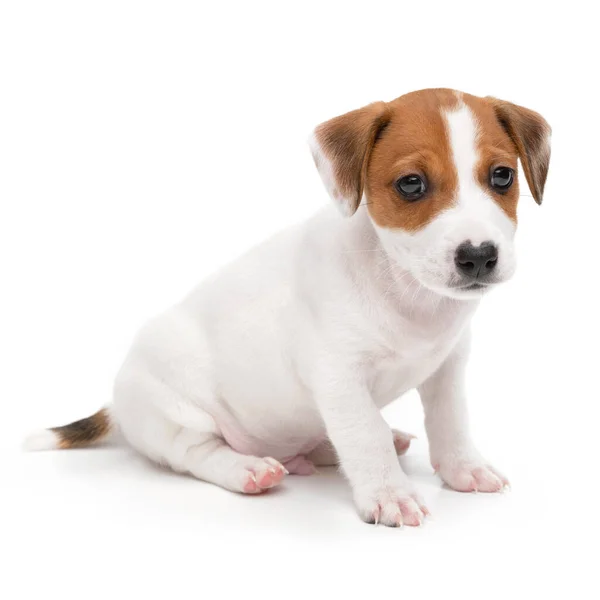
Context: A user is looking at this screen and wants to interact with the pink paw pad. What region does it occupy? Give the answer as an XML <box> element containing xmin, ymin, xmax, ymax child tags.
<box><xmin>242</xmin><ymin>458</ymin><xmax>287</xmax><ymax>494</ymax></box>
<box><xmin>440</xmin><ymin>463</ymin><xmax>509</xmax><ymax>493</ymax></box>
<box><xmin>243</xmin><ymin>475</ymin><xmax>260</xmax><ymax>494</ymax></box>
<box><xmin>471</xmin><ymin>467</ymin><xmax>505</xmax><ymax>492</ymax></box>
<box><xmin>392</xmin><ymin>430</ymin><xmax>416</xmax><ymax>455</ymax></box>
<box><xmin>366</xmin><ymin>494</ymin><xmax>429</xmax><ymax>528</ymax></box>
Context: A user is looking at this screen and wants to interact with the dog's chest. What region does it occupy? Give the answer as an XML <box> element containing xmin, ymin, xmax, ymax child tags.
<box><xmin>366</xmin><ymin>317</ymin><xmax>465</xmax><ymax>407</ymax></box>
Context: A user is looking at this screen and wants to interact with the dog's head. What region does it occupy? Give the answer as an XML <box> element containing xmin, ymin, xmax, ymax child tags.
<box><xmin>310</xmin><ymin>89</ymin><xmax>551</xmax><ymax>299</ymax></box>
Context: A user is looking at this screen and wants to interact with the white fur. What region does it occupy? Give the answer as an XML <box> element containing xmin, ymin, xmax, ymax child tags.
<box><xmin>23</xmin><ymin>429</ymin><xmax>59</xmax><ymax>451</ymax></box>
<box><xmin>109</xmin><ymin>102</ymin><xmax>512</xmax><ymax>526</ymax></box>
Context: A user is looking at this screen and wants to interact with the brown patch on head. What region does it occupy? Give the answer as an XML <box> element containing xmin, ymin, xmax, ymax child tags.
<box><xmin>486</xmin><ymin>97</ymin><xmax>551</xmax><ymax>204</ymax></box>
<box><xmin>51</xmin><ymin>408</ymin><xmax>112</xmax><ymax>449</ymax></box>
<box><xmin>311</xmin><ymin>88</ymin><xmax>551</xmax><ymax>230</ymax></box>
<box><xmin>312</xmin><ymin>102</ymin><xmax>391</xmax><ymax>215</ymax></box>
<box><xmin>366</xmin><ymin>89</ymin><xmax>461</xmax><ymax>231</ymax></box>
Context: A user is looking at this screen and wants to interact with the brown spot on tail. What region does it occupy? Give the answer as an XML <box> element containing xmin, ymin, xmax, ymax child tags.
<box><xmin>51</xmin><ymin>408</ymin><xmax>112</xmax><ymax>449</ymax></box>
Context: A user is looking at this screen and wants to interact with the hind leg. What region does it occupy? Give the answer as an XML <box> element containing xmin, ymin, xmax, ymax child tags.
<box><xmin>306</xmin><ymin>428</ymin><xmax>416</xmax><ymax>467</ymax></box>
<box><xmin>114</xmin><ymin>388</ymin><xmax>288</xmax><ymax>493</ymax></box>
<box><xmin>171</xmin><ymin>428</ymin><xmax>288</xmax><ymax>493</ymax></box>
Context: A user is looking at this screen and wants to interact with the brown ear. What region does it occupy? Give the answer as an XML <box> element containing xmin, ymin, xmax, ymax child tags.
<box><xmin>310</xmin><ymin>101</ymin><xmax>391</xmax><ymax>216</ymax></box>
<box><xmin>488</xmin><ymin>98</ymin><xmax>551</xmax><ymax>204</ymax></box>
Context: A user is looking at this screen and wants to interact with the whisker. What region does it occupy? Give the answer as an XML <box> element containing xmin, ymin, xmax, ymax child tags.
<box><xmin>430</xmin><ymin>292</ymin><xmax>444</xmax><ymax>319</ymax></box>
<box><xmin>382</xmin><ymin>268</ymin><xmax>413</xmax><ymax>301</ymax></box>
<box><xmin>397</xmin><ymin>277</ymin><xmax>417</xmax><ymax>305</ymax></box>
<box><xmin>409</xmin><ymin>282</ymin><xmax>421</xmax><ymax>318</ymax></box>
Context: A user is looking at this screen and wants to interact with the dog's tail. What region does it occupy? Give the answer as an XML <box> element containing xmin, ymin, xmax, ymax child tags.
<box><xmin>23</xmin><ymin>407</ymin><xmax>116</xmax><ymax>451</ymax></box>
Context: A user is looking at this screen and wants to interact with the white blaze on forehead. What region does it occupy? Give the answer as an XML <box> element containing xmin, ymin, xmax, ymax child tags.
<box><xmin>442</xmin><ymin>100</ymin><xmax>516</xmax><ymax>241</ymax></box>
<box><xmin>444</xmin><ymin>101</ymin><xmax>480</xmax><ymax>196</ymax></box>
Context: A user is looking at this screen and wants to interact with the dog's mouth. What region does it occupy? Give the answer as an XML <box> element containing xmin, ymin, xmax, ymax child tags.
<box><xmin>416</xmin><ymin>276</ymin><xmax>494</xmax><ymax>300</ymax></box>
<box><xmin>458</xmin><ymin>282</ymin><xmax>488</xmax><ymax>292</ymax></box>
<box><xmin>441</xmin><ymin>279</ymin><xmax>497</xmax><ymax>298</ymax></box>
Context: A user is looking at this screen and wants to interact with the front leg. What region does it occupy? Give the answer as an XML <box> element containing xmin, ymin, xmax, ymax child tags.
<box><xmin>307</xmin><ymin>428</ymin><xmax>415</xmax><ymax>466</ymax></box>
<box><xmin>315</xmin><ymin>370</ymin><xmax>428</xmax><ymax>527</ymax></box>
<box><xmin>418</xmin><ymin>330</ymin><xmax>509</xmax><ymax>493</ymax></box>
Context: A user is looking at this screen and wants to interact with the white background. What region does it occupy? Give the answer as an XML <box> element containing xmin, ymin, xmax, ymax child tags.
<box><xmin>1</xmin><ymin>1</ymin><xmax>598</xmax><ymax>598</ymax></box>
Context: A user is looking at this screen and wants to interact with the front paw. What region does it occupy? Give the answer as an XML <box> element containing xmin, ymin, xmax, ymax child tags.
<box><xmin>354</xmin><ymin>483</ymin><xmax>429</xmax><ymax>527</ymax></box>
<box><xmin>434</xmin><ymin>456</ymin><xmax>509</xmax><ymax>493</ymax></box>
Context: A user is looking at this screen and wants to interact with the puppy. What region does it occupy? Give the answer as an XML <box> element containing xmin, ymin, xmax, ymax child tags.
<box><xmin>26</xmin><ymin>89</ymin><xmax>551</xmax><ymax>527</ymax></box>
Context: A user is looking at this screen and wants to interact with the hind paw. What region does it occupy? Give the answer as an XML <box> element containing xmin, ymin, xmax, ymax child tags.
<box><xmin>392</xmin><ymin>429</ymin><xmax>416</xmax><ymax>455</ymax></box>
<box><xmin>241</xmin><ymin>457</ymin><xmax>288</xmax><ymax>494</ymax></box>
<box><xmin>282</xmin><ymin>455</ymin><xmax>317</xmax><ymax>475</ymax></box>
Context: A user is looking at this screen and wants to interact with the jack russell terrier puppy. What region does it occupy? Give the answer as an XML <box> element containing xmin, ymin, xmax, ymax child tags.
<box><xmin>25</xmin><ymin>88</ymin><xmax>551</xmax><ymax>527</ymax></box>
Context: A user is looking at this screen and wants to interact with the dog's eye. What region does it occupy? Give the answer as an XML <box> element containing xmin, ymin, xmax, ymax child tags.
<box><xmin>490</xmin><ymin>166</ymin><xmax>514</xmax><ymax>191</ymax></box>
<box><xmin>394</xmin><ymin>174</ymin><xmax>427</xmax><ymax>201</ymax></box>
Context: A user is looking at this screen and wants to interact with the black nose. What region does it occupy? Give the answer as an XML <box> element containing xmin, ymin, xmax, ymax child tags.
<box><xmin>454</xmin><ymin>241</ymin><xmax>498</xmax><ymax>279</ymax></box>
